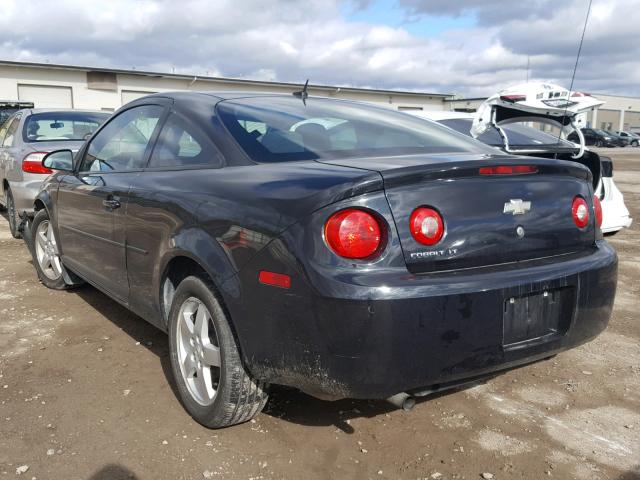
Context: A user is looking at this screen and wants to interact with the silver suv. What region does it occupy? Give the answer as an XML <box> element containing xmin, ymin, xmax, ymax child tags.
<box><xmin>0</xmin><ymin>109</ymin><xmax>109</xmax><ymax>237</ymax></box>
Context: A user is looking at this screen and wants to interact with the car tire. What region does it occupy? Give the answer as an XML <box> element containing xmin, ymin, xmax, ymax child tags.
<box><xmin>168</xmin><ymin>275</ymin><xmax>268</xmax><ymax>428</ymax></box>
<box><xmin>5</xmin><ymin>187</ymin><xmax>21</xmax><ymax>239</ymax></box>
<box><xmin>30</xmin><ymin>209</ymin><xmax>77</xmax><ymax>290</ymax></box>
<box><xmin>632</xmin><ymin>140</ymin><xmax>639</xmax><ymax>147</ymax></box>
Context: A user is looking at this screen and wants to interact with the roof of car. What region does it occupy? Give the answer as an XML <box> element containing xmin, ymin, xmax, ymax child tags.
<box><xmin>197</xmin><ymin>91</ymin><xmax>290</xmax><ymax>100</ymax></box>
<box><xmin>140</xmin><ymin>91</ymin><xmax>299</xmax><ymax>102</ymax></box>
<box><xmin>140</xmin><ymin>90</ymin><xmax>393</xmax><ymax>104</ymax></box>
<box><xmin>137</xmin><ymin>90</ymin><xmax>447</xmax><ymax>114</ymax></box>
<box><xmin>26</xmin><ymin>108</ymin><xmax>110</xmax><ymax>114</ymax></box>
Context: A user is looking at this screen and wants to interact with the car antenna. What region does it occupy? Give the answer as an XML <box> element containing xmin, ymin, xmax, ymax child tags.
<box><xmin>556</xmin><ymin>0</ymin><xmax>592</xmax><ymax>159</ymax></box>
<box><xmin>293</xmin><ymin>79</ymin><xmax>310</xmax><ymax>105</ymax></box>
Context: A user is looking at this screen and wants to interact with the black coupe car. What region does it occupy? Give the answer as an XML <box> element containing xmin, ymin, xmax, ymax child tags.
<box><xmin>25</xmin><ymin>92</ymin><xmax>617</xmax><ymax>428</ymax></box>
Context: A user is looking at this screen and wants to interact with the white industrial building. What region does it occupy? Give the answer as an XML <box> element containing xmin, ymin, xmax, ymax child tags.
<box><xmin>1</xmin><ymin>59</ymin><xmax>638</xmax><ymax>134</ymax></box>
<box><xmin>0</xmin><ymin>60</ymin><xmax>449</xmax><ymax>112</ymax></box>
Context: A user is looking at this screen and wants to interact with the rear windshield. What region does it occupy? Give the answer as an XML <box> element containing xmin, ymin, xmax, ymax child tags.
<box><xmin>23</xmin><ymin>111</ymin><xmax>110</xmax><ymax>143</ymax></box>
<box><xmin>439</xmin><ymin>118</ymin><xmax>572</xmax><ymax>148</ymax></box>
<box><xmin>217</xmin><ymin>97</ymin><xmax>494</xmax><ymax>162</ymax></box>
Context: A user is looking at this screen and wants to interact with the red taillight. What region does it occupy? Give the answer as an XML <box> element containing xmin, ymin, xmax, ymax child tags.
<box><xmin>22</xmin><ymin>152</ymin><xmax>52</xmax><ymax>174</ymax></box>
<box><xmin>410</xmin><ymin>207</ymin><xmax>444</xmax><ymax>246</ymax></box>
<box><xmin>572</xmin><ymin>196</ymin><xmax>589</xmax><ymax>228</ymax></box>
<box><xmin>500</xmin><ymin>94</ymin><xmax>527</xmax><ymax>103</ymax></box>
<box><xmin>593</xmin><ymin>195</ymin><xmax>603</xmax><ymax>229</ymax></box>
<box><xmin>258</xmin><ymin>271</ymin><xmax>291</xmax><ymax>289</ymax></box>
<box><xmin>479</xmin><ymin>165</ymin><xmax>538</xmax><ymax>175</ymax></box>
<box><xmin>324</xmin><ymin>209</ymin><xmax>382</xmax><ymax>259</ymax></box>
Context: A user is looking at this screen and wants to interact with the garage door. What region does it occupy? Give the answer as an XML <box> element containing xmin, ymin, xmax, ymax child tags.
<box><xmin>121</xmin><ymin>90</ymin><xmax>156</xmax><ymax>106</ymax></box>
<box><xmin>18</xmin><ymin>84</ymin><xmax>73</xmax><ymax>109</ymax></box>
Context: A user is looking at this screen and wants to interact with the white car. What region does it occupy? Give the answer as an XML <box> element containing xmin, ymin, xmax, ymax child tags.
<box><xmin>409</xmin><ymin>110</ymin><xmax>632</xmax><ymax>235</ymax></box>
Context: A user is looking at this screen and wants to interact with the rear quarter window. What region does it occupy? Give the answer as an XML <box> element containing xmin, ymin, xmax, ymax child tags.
<box><xmin>2</xmin><ymin>115</ymin><xmax>21</xmax><ymax>147</ymax></box>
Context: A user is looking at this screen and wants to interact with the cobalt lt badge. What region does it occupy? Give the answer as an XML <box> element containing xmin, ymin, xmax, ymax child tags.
<box><xmin>503</xmin><ymin>199</ymin><xmax>531</xmax><ymax>215</ymax></box>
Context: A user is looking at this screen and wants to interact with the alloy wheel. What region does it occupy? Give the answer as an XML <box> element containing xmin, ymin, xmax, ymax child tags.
<box><xmin>35</xmin><ymin>220</ymin><xmax>63</xmax><ymax>280</ymax></box>
<box><xmin>175</xmin><ymin>297</ymin><xmax>221</xmax><ymax>406</ymax></box>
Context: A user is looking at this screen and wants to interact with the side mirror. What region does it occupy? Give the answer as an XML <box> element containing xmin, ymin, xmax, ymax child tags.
<box><xmin>43</xmin><ymin>149</ymin><xmax>74</xmax><ymax>172</ymax></box>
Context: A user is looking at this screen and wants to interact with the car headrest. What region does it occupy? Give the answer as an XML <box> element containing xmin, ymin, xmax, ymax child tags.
<box><xmin>295</xmin><ymin>123</ymin><xmax>330</xmax><ymax>152</ymax></box>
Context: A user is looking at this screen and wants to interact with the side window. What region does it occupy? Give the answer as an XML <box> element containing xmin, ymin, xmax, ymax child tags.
<box><xmin>2</xmin><ymin>115</ymin><xmax>21</xmax><ymax>147</ymax></box>
<box><xmin>80</xmin><ymin>105</ymin><xmax>164</xmax><ymax>172</ymax></box>
<box><xmin>148</xmin><ymin>112</ymin><xmax>223</xmax><ymax>168</ymax></box>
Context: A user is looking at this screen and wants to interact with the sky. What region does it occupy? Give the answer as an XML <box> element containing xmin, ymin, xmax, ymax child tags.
<box><xmin>0</xmin><ymin>0</ymin><xmax>639</xmax><ymax>97</ymax></box>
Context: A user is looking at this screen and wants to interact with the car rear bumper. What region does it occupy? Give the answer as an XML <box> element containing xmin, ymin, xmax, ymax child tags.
<box><xmin>229</xmin><ymin>241</ymin><xmax>617</xmax><ymax>400</ymax></box>
<box><xmin>601</xmin><ymin>177</ymin><xmax>633</xmax><ymax>233</ymax></box>
<box><xmin>602</xmin><ymin>215</ymin><xmax>632</xmax><ymax>233</ymax></box>
<box><xmin>7</xmin><ymin>176</ymin><xmax>44</xmax><ymax>213</ymax></box>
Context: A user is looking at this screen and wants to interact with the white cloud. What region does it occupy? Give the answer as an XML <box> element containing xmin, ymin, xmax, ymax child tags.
<box><xmin>0</xmin><ymin>0</ymin><xmax>638</xmax><ymax>97</ymax></box>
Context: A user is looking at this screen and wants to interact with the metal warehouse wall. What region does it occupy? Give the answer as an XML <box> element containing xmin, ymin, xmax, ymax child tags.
<box><xmin>589</xmin><ymin>109</ymin><xmax>640</xmax><ymax>132</ymax></box>
<box><xmin>0</xmin><ymin>63</ymin><xmax>447</xmax><ymax>112</ymax></box>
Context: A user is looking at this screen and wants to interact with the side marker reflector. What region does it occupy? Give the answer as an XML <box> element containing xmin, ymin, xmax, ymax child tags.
<box><xmin>258</xmin><ymin>271</ymin><xmax>291</xmax><ymax>289</ymax></box>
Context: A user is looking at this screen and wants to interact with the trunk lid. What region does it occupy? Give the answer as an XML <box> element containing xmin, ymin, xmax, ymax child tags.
<box><xmin>318</xmin><ymin>154</ymin><xmax>596</xmax><ymax>273</ymax></box>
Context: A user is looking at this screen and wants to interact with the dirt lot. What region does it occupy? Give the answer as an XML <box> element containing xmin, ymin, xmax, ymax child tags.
<box><xmin>1</xmin><ymin>152</ymin><xmax>639</xmax><ymax>480</ymax></box>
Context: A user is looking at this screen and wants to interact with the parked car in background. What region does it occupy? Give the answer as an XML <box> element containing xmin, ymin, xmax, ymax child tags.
<box><xmin>410</xmin><ymin>111</ymin><xmax>632</xmax><ymax>235</ymax></box>
<box><xmin>567</xmin><ymin>128</ymin><xmax>623</xmax><ymax>147</ymax></box>
<box><xmin>604</xmin><ymin>131</ymin><xmax>630</xmax><ymax>146</ymax></box>
<box><xmin>0</xmin><ymin>100</ymin><xmax>34</xmax><ymax>128</ymax></box>
<box><xmin>0</xmin><ymin>109</ymin><xmax>110</xmax><ymax>237</ymax></box>
<box><xmin>25</xmin><ymin>92</ymin><xmax>616</xmax><ymax>428</ymax></box>
<box><xmin>615</xmin><ymin>131</ymin><xmax>640</xmax><ymax>146</ymax></box>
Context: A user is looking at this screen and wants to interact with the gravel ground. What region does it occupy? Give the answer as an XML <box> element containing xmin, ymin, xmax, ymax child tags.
<box><xmin>0</xmin><ymin>153</ymin><xmax>639</xmax><ymax>480</ymax></box>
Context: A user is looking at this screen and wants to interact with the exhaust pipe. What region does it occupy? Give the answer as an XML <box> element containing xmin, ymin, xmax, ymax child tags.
<box><xmin>386</xmin><ymin>376</ymin><xmax>493</xmax><ymax>411</ymax></box>
<box><xmin>386</xmin><ymin>392</ymin><xmax>415</xmax><ymax>411</ymax></box>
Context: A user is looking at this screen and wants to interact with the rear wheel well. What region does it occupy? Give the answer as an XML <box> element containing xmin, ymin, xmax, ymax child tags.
<box><xmin>161</xmin><ymin>256</ymin><xmax>213</xmax><ymax>326</ymax></box>
<box><xmin>34</xmin><ymin>199</ymin><xmax>46</xmax><ymax>212</ymax></box>
<box><xmin>160</xmin><ymin>255</ymin><xmax>251</xmax><ymax>386</ymax></box>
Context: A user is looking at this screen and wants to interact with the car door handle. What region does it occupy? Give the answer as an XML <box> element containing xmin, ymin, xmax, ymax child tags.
<box><xmin>103</xmin><ymin>198</ymin><xmax>121</xmax><ymax>210</ymax></box>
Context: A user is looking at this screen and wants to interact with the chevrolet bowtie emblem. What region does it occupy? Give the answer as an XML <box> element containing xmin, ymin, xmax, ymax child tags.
<box><xmin>503</xmin><ymin>199</ymin><xmax>531</xmax><ymax>215</ymax></box>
